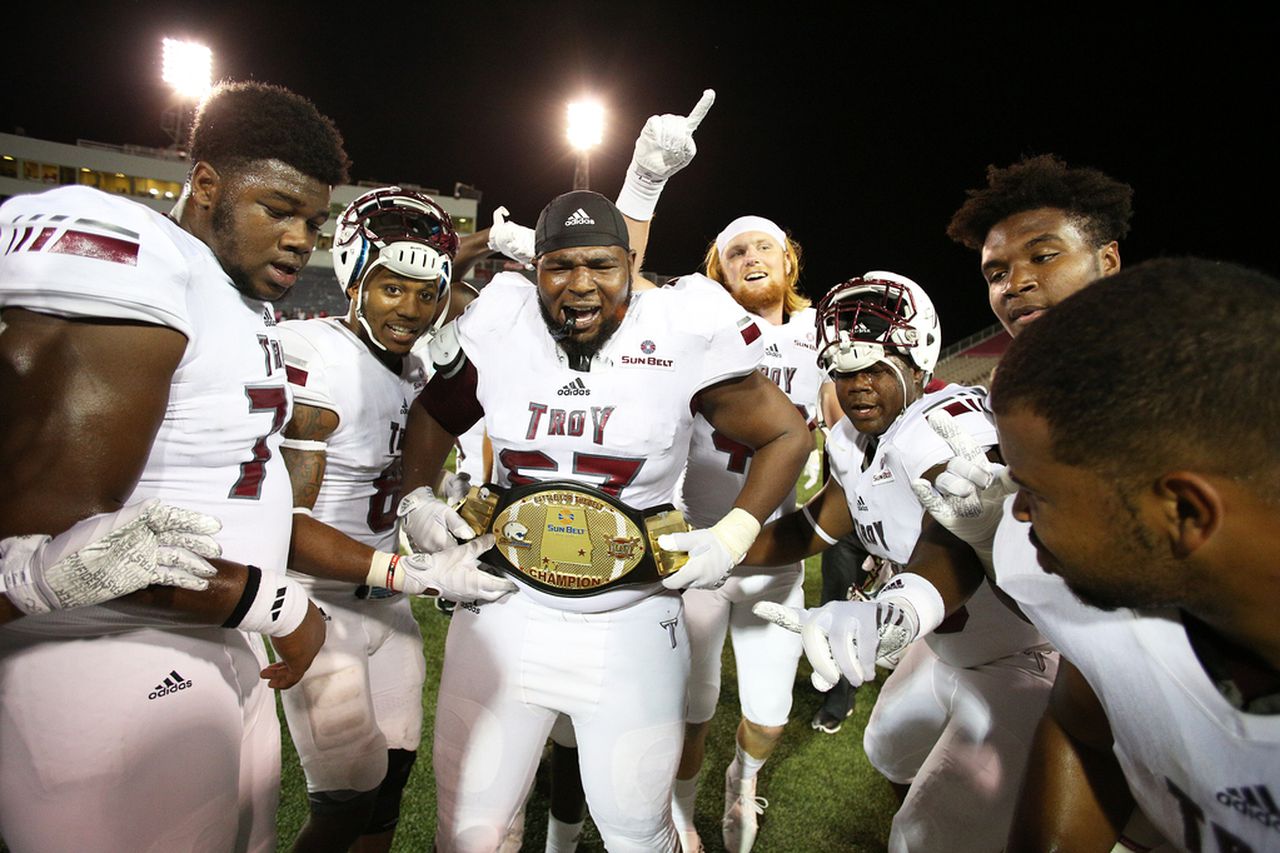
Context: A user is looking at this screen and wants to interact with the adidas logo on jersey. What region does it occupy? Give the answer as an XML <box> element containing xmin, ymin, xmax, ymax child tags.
<box><xmin>261</xmin><ymin>307</ymin><xmax>277</xmax><ymax>327</ymax></box>
<box><xmin>856</xmin><ymin>496</ymin><xmax>869</xmax><ymax>511</ymax></box>
<box><xmin>564</xmin><ymin>208</ymin><xmax>595</xmax><ymax>227</ymax></box>
<box><xmin>557</xmin><ymin>377</ymin><xmax>590</xmax><ymax>396</ymax></box>
<box><xmin>1216</xmin><ymin>784</ymin><xmax>1280</xmax><ymax>830</ymax></box>
<box><xmin>148</xmin><ymin>669</ymin><xmax>193</xmax><ymax>700</ymax></box>
<box><xmin>764</xmin><ymin>343</ymin><xmax>782</xmax><ymax>358</ymax></box>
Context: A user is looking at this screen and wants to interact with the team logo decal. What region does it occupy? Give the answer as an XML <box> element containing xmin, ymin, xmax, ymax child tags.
<box><xmin>501</xmin><ymin>520</ymin><xmax>532</xmax><ymax>548</ymax></box>
<box><xmin>620</xmin><ymin>341</ymin><xmax>675</xmax><ymax>369</ymax></box>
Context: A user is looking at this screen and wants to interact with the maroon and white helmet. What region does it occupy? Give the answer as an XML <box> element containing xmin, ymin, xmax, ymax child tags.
<box><xmin>332</xmin><ymin>187</ymin><xmax>460</xmax><ymax>345</ymax></box>
<box><xmin>815</xmin><ymin>270</ymin><xmax>941</xmax><ymax>382</ymax></box>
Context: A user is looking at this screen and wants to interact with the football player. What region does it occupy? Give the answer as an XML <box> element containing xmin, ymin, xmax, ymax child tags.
<box><xmin>670</xmin><ymin>215</ymin><xmax>831</xmax><ymax>853</ymax></box>
<box><xmin>783</xmin><ymin>159</ymin><xmax>1181</xmax><ymax>849</ymax></box>
<box><xmin>990</xmin><ymin>258</ymin><xmax>1280</xmax><ymax>851</ymax></box>
<box><xmin>399</xmin><ymin>189</ymin><xmax>811</xmax><ymax>852</ymax></box>
<box><xmin>276</xmin><ymin>187</ymin><xmax>514</xmax><ymax>853</ymax></box>
<box><xmin>748</xmin><ymin>272</ymin><xmax>1057</xmax><ymax>852</ymax></box>
<box><xmin>0</xmin><ymin>81</ymin><xmax>342</xmax><ymax>852</ymax></box>
<box><xmin>482</xmin><ymin>92</ymin><xmax>712</xmax><ymax>853</ymax></box>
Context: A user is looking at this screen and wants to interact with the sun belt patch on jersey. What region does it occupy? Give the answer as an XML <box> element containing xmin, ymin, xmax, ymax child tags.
<box><xmin>456</xmin><ymin>481</ymin><xmax>689</xmax><ymax>596</ymax></box>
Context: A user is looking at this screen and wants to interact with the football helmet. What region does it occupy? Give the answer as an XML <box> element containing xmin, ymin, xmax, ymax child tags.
<box><xmin>332</xmin><ymin>187</ymin><xmax>460</xmax><ymax>348</ymax></box>
<box><xmin>815</xmin><ymin>270</ymin><xmax>941</xmax><ymax>382</ymax></box>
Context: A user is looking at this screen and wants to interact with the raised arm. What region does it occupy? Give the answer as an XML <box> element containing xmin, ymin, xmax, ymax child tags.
<box><xmin>615</xmin><ymin>89</ymin><xmax>715</xmax><ymax>275</ymax></box>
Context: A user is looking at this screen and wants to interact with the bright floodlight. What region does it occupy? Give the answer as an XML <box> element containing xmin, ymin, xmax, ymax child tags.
<box><xmin>566</xmin><ymin>100</ymin><xmax>604</xmax><ymax>150</ymax></box>
<box><xmin>162</xmin><ymin>39</ymin><xmax>212</xmax><ymax>99</ymax></box>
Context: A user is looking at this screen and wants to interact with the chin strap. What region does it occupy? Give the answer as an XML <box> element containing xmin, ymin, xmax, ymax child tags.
<box><xmin>881</xmin><ymin>356</ymin><xmax>912</xmax><ymax>427</ymax></box>
<box><xmin>354</xmin><ymin>273</ymin><xmax>389</xmax><ymax>352</ymax></box>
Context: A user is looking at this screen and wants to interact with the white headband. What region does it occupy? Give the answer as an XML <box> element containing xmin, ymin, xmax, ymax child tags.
<box><xmin>715</xmin><ymin>215</ymin><xmax>787</xmax><ymax>255</ymax></box>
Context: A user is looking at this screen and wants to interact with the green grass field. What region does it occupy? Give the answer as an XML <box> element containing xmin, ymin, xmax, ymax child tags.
<box><xmin>275</xmin><ymin>469</ymin><xmax>899</xmax><ymax>852</ymax></box>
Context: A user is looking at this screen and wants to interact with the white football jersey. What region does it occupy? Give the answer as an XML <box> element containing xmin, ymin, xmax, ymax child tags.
<box><xmin>436</xmin><ymin>271</ymin><xmax>764</xmax><ymax>612</ymax></box>
<box><xmin>279</xmin><ymin>318</ymin><xmax>426</xmax><ymax>591</ymax></box>
<box><xmin>0</xmin><ymin>187</ymin><xmax>293</xmax><ymax>635</ymax></box>
<box><xmin>828</xmin><ymin>384</ymin><xmax>1045</xmax><ymax>668</ymax></box>
<box><xmin>995</xmin><ymin>506</ymin><xmax>1280</xmax><ymax>851</ymax></box>
<box><xmin>678</xmin><ymin>306</ymin><xmax>827</xmax><ymax>529</ymax></box>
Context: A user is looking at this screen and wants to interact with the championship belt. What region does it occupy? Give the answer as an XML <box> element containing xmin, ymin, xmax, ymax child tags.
<box><xmin>456</xmin><ymin>481</ymin><xmax>690</xmax><ymax>597</ymax></box>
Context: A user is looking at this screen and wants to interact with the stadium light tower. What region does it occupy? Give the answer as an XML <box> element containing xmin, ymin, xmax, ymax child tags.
<box><xmin>160</xmin><ymin>38</ymin><xmax>213</xmax><ymax>150</ymax></box>
<box><xmin>567</xmin><ymin>99</ymin><xmax>604</xmax><ymax>190</ymax></box>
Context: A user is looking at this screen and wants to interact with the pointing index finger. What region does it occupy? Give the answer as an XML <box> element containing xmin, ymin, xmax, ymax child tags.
<box><xmin>686</xmin><ymin>89</ymin><xmax>715</xmax><ymax>130</ymax></box>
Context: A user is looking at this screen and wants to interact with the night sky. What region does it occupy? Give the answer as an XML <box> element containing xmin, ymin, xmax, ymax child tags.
<box><xmin>4</xmin><ymin>2</ymin><xmax>1274</xmax><ymax>342</ymax></box>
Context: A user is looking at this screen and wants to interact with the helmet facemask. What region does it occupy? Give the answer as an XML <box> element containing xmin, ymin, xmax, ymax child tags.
<box><xmin>816</xmin><ymin>274</ymin><xmax>942</xmax><ymax>419</ymax></box>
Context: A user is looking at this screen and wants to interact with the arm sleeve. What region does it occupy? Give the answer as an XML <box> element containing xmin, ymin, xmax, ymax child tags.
<box><xmin>0</xmin><ymin>187</ymin><xmax>194</xmax><ymax>337</ymax></box>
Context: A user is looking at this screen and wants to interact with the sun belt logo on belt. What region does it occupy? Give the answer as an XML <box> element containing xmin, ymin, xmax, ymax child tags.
<box><xmin>564</xmin><ymin>208</ymin><xmax>595</xmax><ymax>226</ymax></box>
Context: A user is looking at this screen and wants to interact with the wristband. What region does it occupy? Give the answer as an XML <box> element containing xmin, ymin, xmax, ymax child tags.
<box><xmin>365</xmin><ymin>551</ymin><xmax>401</xmax><ymax>590</ymax></box>
<box><xmin>801</xmin><ymin>505</ymin><xmax>840</xmax><ymax>546</ymax></box>
<box><xmin>712</xmin><ymin>507</ymin><xmax>762</xmax><ymax>564</ymax></box>
<box><xmin>280</xmin><ymin>438</ymin><xmax>328</xmax><ymax>452</ymax></box>
<box><xmin>224</xmin><ymin>567</ymin><xmax>310</xmax><ymax>638</ymax></box>
<box><xmin>873</xmin><ymin>572</ymin><xmax>946</xmax><ymax>638</ymax></box>
<box><xmin>615</xmin><ymin>171</ymin><xmax>664</xmax><ymax>222</ymax></box>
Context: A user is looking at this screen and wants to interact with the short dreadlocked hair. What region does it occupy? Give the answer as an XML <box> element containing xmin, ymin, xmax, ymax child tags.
<box><xmin>990</xmin><ymin>258</ymin><xmax>1280</xmax><ymax>501</ymax></box>
<box><xmin>947</xmin><ymin>154</ymin><xmax>1133</xmax><ymax>251</ymax></box>
<box><xmin>188</xmin><ymin>81</ymin><xmax>349</xmax><ymax>186</ymax></box>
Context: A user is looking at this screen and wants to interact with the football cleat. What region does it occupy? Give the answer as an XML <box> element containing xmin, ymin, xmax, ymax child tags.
<box><xmin>722</xmin><ymin>767</ymin><xmax>768</xmax><ymax>853</ymax></box>
<box><xmin>811</xmin><ymin>707</ymin><xmax>854</xmax><ymax>735</ymax></box>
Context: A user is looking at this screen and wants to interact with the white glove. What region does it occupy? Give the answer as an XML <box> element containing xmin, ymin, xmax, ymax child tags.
<box><xmin>366</xmin><ymin>535</ymin><xmax>515</xmax><ymax>602</ymax></box>
<box><xmin>658</xmin><ymin>506</ymin><xmax>760</xmax><ymax>590</ymax></box>
<box><xmin>615</xmin><ymin>89</ymin><xmax>715</xmax><ymax>221</ymax></box>
<box><xmin>910</xmin><ymin>410</ymin><xmax>1014</xmax><ymax>570</ymax></box>
<box><xmin>487</xmin><ymin>206</ymin><xmax>535</xmax><ymax>265</ymax></box>
<box><xmin>396</xmin><ymin>486</ymin><xmax>477</xmax><ymax>553</ymax></box>
<box><xmin>753</xmin><ymin>600</ymin><xmax>883</xmax><ymax>690</ymax></box>
<box><xmin>0</xmin><ymin>500</ymin><xmax>222</xmax><ymax>615</ymax></box>
<box><xmin>439</xmin><ymin>471</ymin><xmax>472</xmax><ymax>506</ymax></box>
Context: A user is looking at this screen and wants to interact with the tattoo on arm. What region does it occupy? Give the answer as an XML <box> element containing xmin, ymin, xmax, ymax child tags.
<box><xmin>282</xmin><ymin>404</ymin><xmax>338</xmax><ymax>510</ymax></box>
<box><xmin>282</xmin><ymin>447</ymin><xmax>326</xmax><ymax>509</ymax></box>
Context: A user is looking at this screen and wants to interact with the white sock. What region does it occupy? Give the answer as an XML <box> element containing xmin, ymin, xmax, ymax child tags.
<box><xmin>729</xmin><ymin>741</ymin><xmax>767</xmax><ymax>782</ymax></box>
<box><xmin>545</xmin><ymin>813</ymin><xmax>584</xmax><ymax>853</ymax></box>
<box><xmin>671</xmin><ymin>775</ymin><xmax>700</xmax><ymax>830</ymax></box>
